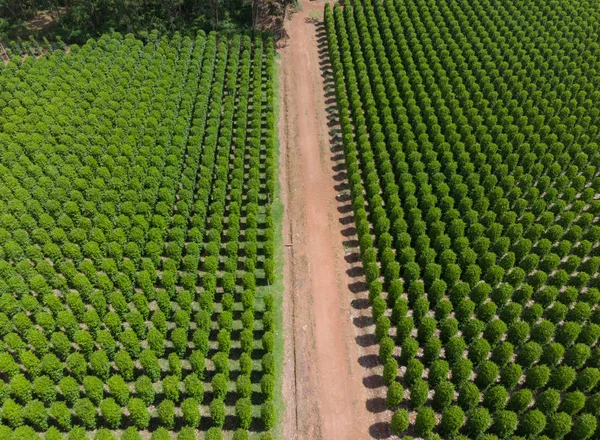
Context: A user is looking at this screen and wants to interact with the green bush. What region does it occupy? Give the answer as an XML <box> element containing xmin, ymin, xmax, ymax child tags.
<box><xmin>23</xmin><ymin>399</ymin><xmax>48</xmax><ymax>431</ymax></box>
<box><xmin>261</xmin><ymin>401</ymin><xmax>275</xmax><ymax>430</ymax></box>
<box><xmin>415</xmin><ymin>407</ymin><xmax>436</xmax><ymax>437</ymax></box>
<box><xmin>107</xmin><ymin>375</ymin><xmax>129</xmax><ymax>405</ymax></box>
<box><xmin>432</xmin><ymin>381</ymin><xmax>455</xmax><ymax>412</ymax></box>
<box><xmin>483</xmin><ymin>385</ymin><xmax>508</xmax><ymax>413</ymax></box>
<box><xmin>236</xmin><ymin>397</ymin><xmax>252</xmax><ymax>429</ymax></box>
<box><xmin>500</xmin><ymin>363</ymin><xmax>523</xmax><ymax>390</ymax></box>
<box><xmin>525</xmin><ymin>365</ymin><xmax>550</xmax><ymax>389</ymax></box>
<box><xmin>544</xmin><ymin>411</ymin><xmax>572</xmax><ymax>439</ymax></box>
<box><xmin>429</xmin><ymin>360</ymin><xmax>450</xmax><ymax>387</ymax></box>
<box><xmin>507</xmin><ymin>389</ymin><xmax>533</xmax><ymax>414</ymax></box>
<box><xmin>386</xmin><ymin>382</ymin><xmax>404</xmax><ymax>409</ymax></box>
<box><xmin>100</xmin><ymin>398</ymin><xmax>122</xmax><ymax>429</ymax></box>
<box><xmin>409</xmin><ymin>379</ymin><xmax>428</xmax><ymax>410</ymax></box>
<box><xmin>181</xmin><ymin>397</ymin><xmax>200</xmax><ymax>427</ymax></box>
<box><xmin>391</xmin><ymin>409</ymin><xmax>409</xmax><ymax>435</ymax></box>
<box><xmin>559</xmin><ymin>391</ymin><xmax>586</xmax><ymax>416</ymax></box>
<box><xmin>518</xmin><ymin>409</ymin><xmax>546</xmax><ymax>437</ymax></box>
<box><xmin>2</xmin><ymin>398</ymin><xmax>23</xmax><ymax>428</ymax></box>
<box><xmin>491</xmin><ymin>410</ymin><xmax>518</xmax><ymax>438</ymax></box>
<box><xmin>73</xmin><ymin>398</ymin><xmax>96</xmax><ymax>429</ymax></box>
<box><xmin>466</xmin><ymin>407</ymin><xmax>492</xmax><ymax>438</ymax></box>
<box><xmin>574</xmin><ymin>367</ymin><xmax>600</xmax><ymax>392</ymax></box>
<box><xmin>50</xmin><ymin>401</ymin><xmax>71</xmax><ymax>431</ymax></box>
<box><xmin>405</xmin><ymin>359</ymin><xmax>424</xmax><ymax>386</ymax></box>
<box><xmin>83</xmin><ymin>376</ymin><xmax>104</xmax><ymax>405</ymax></box>
<box><xmin>128</xmin><ymin>398</ymin><xmax>150</xmax><ymax>429</ymax></box>
<box><xmin>211</xmin><ymin>399</ymin><xmax>226</xmax><ymax>428</ymax></box>
<box><xmin>569</xmin><ymin>413</ymin><xmax>596</xmax><ymax>440</ymax></box>
<box><xmin>440</xmin><ymin>405</ymin><xmax>465</xmax><ymax>437</ymax></box>
<box><xmin>476</xmin><ymin>360</ymin><xmax>500</xmax><ymax>390</ymax></box>
<box><xmin>135</xmin><ymin>376</ymin><xmax>155</xmax><ymax>406</ymax></box>
<box><xmin>157</xmin><ymin>399</ymin><xmax>175</xmax><ymax>429</ymax></box>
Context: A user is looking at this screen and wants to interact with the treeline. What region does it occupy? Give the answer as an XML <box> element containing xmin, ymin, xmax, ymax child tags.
<box><xmin>1</xmin><ymin>0</ymin><xmax>290</xmax><ymax>43</ymax></box>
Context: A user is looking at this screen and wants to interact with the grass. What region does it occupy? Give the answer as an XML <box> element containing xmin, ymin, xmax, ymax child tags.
<box><xmin>268</xmin><ymin>50</ymin><xmax>285</xmax><ymax>439</ymax></box>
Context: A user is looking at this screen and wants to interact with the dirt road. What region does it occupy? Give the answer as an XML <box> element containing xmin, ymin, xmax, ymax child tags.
<box><xmin>279</xmin><ymin>1</ymin><xmax>388</xmax><ymax>438</ymax></box>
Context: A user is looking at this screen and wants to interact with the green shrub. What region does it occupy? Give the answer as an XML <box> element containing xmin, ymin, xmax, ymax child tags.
<box><xmin>429</xmin><ymin>360</ymin><xmax>450</xmax><ymax>387</ymax></box>
<box><xmin>518</xmin><ymin>409</ymin><xmax>546</xmax><ymax>437</ymax></box>
<box><xmin>386</xmin><ymin>382</ymin><xmax>404</xmax><ymax>409</ymax></box>
<box><xmin>432</xmin><ymin>381</ymin><xmax>454</xmax><ymax>412</ymax></box>
<box><xmin>451</xmin><ymin>358</ymin><xmax>473</xmax><ymax>387</ymax></box>
<box><xmin>73</xmin><ymin>398</ymin><xmax>96</xmax><ymax>429</ymax></box>
<box><xmin>409</xmin><ymin>379</ymin><xmax>428</xmax><ymax>410</ymax></box>
<box><xmin>544</xmin><ymin>412</ymin><xmax>572</xmax><ymax>439</ymax></box>
<box><xmin>261</xmin><ymin>401</ymin><xmax>275</xmax><ymax>430</ymax></box>
<box><xmin>476</xmin><ymin>360</ymin><xmax>500</xmax><ymax>390</ymax></box>
<box><xmin>107</xmin><ymin>375</ymin><xmax>129</xmax><ymax>405</ymax></box>
<box><xmin>135</xmin><ymin>376</ymin><xmax>155</xmax><ymax>406</ymax></box>
<box><xmin>500</xmin><ymin>363</ymin><xmax>522</xmax><ymax>390</ymax></box>
<box><xmin>50</xmin><ymin>401</ymin><xmax>71</xmax><ymax>431</ymax></box>
<box><xmin>100</xmin><ymin>398</ymin><xmax>121</xmax><ymax>429</ymax></box>
<box><xmin>559</xmin><ymin>391</ymin><xmax>586</xmax><ymax>416</ymax></box>
<box><xmin>440</xmin><ymin>405</ymin><xmax>465</xmax><ymax>438</ymax></box>
<box><xmin>415</xmin><ymin>407</ymin><xmax>436</xmax><ymax>437</ymax></box>
<box><xmin>128</xmin><ymin>398</ymin><xmax>150</xmax><ymax>429</ymax></box>
<box><xmin>157</xmin><ymin>399</ymin><xmax>175</xmax><ymax>429</ymax></box>
<box><xmin>236</xmin><ymin>397</ymin><xmax>252</xmax><ymax>429</ymax></box>
<box><xmin>23</xmin><ymin>399</ymin><xmax>48</xmax><ymax>431</ymax></box>
<box><xmin>83</xmin><ymin>376</ymin><xmax>104</xmax><ymax>405</ymax></box>
<box><xmin>491</xmin><ymin>410</ymin><xmax>518</xmax><ymax>438</ymax></box>
<box><xmin>211</xmin><ymin>399</ymin><xmax>226</xmax><ymax>428</ymax></box>
<box><xmin>151</xmin><ymin>428</ymin><xmax>171</xmax><ymax>440</ymax></box>
<box><xmin>206</xmin><ymin>427</ymin><xmax>223</xmax><ymax>440</ymax></box>
<box><xmin>466</xmin><ymin>407</ymin><xmax>492</xmax><ymax>438</ymax></box>
<box><xmin>2</xmin><ymin>398</ymin><xmax>23</xmax><ymax>428</ymax></box>
<box><xmin>405</xmin><ymin>359</ymin><xmax>425</xmax><ymax>386</ymax></box>
<box><xmin>458</xmin><ymin>382</ymin><xmax>480</xmax><ymax>411</ymax></box>
<box><xmin>391</xmin><ymin>409</ymin><xmax>409</xmax><ymax>435</ymax></box>
<box><xmin>569</xmin><ymin>413</ymin><xmax>596</xmax><ymax>440</ymax></box>
<box><xmin>574</xmin><ymin>367</ymin><xmax>600</xmax><ymax>392</ymax></box>
<box><xmin>483</xmin><ymin>385</ymin><xmax>508</xmax><ymax>413</ymax></box>
<box><xmin>525</xmin><ymin>365</ymin><xmax>550</xmax><ymax>389</ymax></box>
<box><xmin>181</xmin><ymin>397</ymin><xmax>200</xmax><ymax>427</ymax></box>
<box><xmin>32</xmin><ymin>375</ymin><xmax>56</xmax><ymax>405</ymax></box>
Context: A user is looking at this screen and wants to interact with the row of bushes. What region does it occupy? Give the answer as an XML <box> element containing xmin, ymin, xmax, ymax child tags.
<box><xmin>326</xmin><ymin>0</ymin><xmax>600</xmax><ymax>436</ymax></box>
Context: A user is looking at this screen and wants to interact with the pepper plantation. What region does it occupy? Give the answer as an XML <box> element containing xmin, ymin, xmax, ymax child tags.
<box><xmin>326</xmin><ymin>0</ymin><xmax>600</xmax><ymax>438</ymax></box>
<box><xmin>0</xmin><ymin>31</ymin><xmax>278</xmax><ymax>440</ymax></box>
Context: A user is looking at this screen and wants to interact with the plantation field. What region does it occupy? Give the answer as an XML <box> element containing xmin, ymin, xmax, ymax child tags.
<box><xmin>325</xmin><ymin>0</ymin><xmax>600</xmax><ymax>438</ymax></box>
<box><xmin>0</xmin><ymin>31</ymin><xmax>278</xmax><ymax>439</ymax></box>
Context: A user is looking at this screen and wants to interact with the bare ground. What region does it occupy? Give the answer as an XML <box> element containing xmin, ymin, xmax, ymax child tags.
<box><xmin>279</xmin><ymin>0</ymin><xmax>390</xmax><ymax>438</ymax></box>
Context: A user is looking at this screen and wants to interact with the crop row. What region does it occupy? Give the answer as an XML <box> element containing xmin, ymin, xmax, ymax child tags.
<box><xmin>326</xmin><ymin>0</ymin><xmax>600</xmax><ymax>438</ymax></box>
<box><xmin>0</xmin><ymin>30</ymin><xmax>278</xmax><ymax>439</ymax></box>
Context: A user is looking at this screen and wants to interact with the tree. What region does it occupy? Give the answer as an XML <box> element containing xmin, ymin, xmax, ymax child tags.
<box><xmin>236</xmin><ymin>397</ymin><xmax>252</xmax><ymax>429</ymax></box>
<box><xmin>466</xmin><ymin>407</ymin><xmax>492</xmax><ymax>438</ymax></box>
<box><xmin>391</xmin><ymin>409</ymin><xmax>409</xmax><ymax>435</ymax></box>
<box><xmin>73</xmin><ymin>398</ymin><xmax>96</xmax><ymax>429</ymax></box>
<box><xmin>100</xmin><ymin>398</ymin><xmax>122</xmax><ymax>429</ymax></box>
<box><xmin>157</xmin><ymin>399</ymin><xmax>175</xmax><ymax>429</ymax></box>
<box><xmin>386</xmin><ymin>382</ymin><xmax>404</xmax><ymax>409</ymax></box>
<box><xmin>128</xmin><ymin>398</ymin><xmax>150</xmax><ymax>429</ymax></box>
<box><xmin>440</xmin><ymin>406</ymin><xmax>465</xmax><ymax>437</ymax></box>
<box><xmin>415</xmin><ymin>407</ymin><xmax>436</xmax><ymax>437</ymax></box>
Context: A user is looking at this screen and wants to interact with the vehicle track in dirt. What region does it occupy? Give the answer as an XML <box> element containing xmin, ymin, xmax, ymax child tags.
<box><xmin>279</xmin><ymin>1</ymin><xmax>389</xmax><ymax>438</ymax></box>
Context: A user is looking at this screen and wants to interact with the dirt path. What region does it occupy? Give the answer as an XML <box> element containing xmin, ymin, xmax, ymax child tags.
<box><xmin>279</xmin><ymin>1</ymin><xmax>389</xmax><ymax>438</ymax></box>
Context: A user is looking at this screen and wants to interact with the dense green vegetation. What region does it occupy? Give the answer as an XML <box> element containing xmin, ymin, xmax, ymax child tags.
<box><xmin>0</xmin><ymin>29</ymin><xmax>278</xmax><ymax>438</ymax></box>
<box><xmin>0</xmin><ymin>0</ymin><xmax>254</xmax><ymax>45</ymax></box>
<box><xmin>326</xmin><ymin>0</ymin><xmax>600</xmax><ymax>437</ymax></box>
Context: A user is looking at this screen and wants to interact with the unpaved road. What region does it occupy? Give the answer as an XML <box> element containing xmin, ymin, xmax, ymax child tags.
<box><xmin>279</xmin><ymin>1</ymin><xmax>387</xmax><ymax>438</ymax></box>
